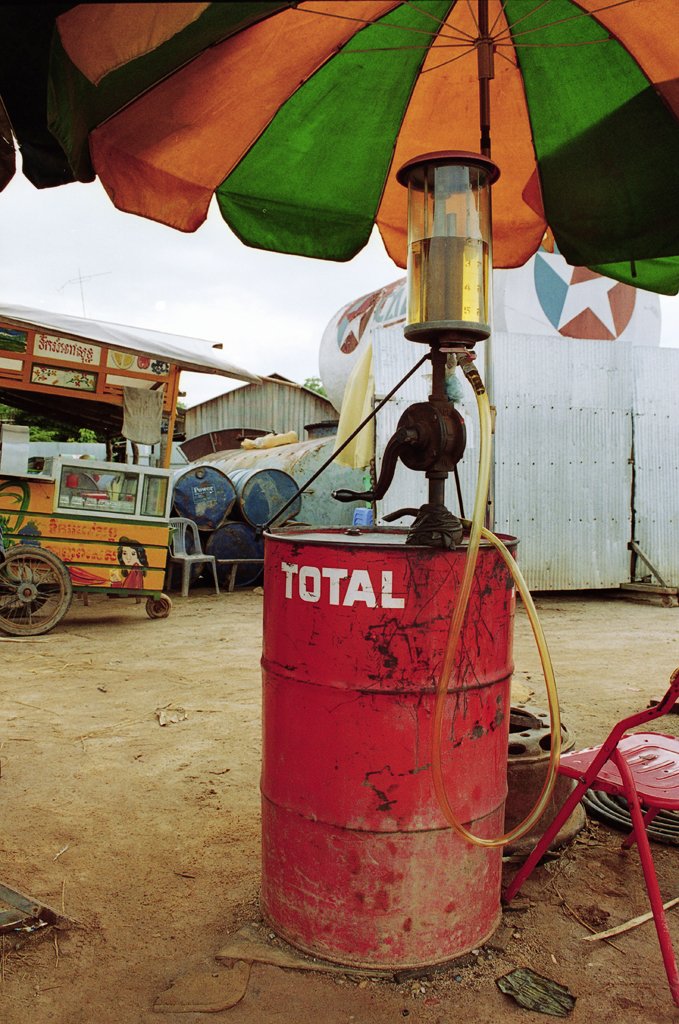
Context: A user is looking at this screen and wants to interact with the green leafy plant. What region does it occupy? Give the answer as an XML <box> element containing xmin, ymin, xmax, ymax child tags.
<box><xmin>303</xmin><ymin>377</ymin><xmax>327</xmax><ymax>397</ymax></box>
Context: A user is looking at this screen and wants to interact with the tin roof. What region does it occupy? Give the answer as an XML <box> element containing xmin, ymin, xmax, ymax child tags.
<box><xmin>0</xmin><ymin>303</ymin><xmax>260</xmax><ymax>383</ymax></box>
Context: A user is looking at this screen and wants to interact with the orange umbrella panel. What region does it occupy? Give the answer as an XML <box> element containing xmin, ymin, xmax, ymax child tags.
<box><xmin>3</xmin><ymin>1</ymin><xmax>679</xmax><ymax>294</ymax></box>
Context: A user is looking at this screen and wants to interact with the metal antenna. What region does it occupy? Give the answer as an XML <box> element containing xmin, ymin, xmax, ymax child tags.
<box><xmin>58</xmin><ymin>269</ymin><xmax>111</xmax><ymax>317</ymax></box>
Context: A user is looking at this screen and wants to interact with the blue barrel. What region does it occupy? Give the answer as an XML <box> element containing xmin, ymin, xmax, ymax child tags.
<box><xmin>172</xmin><ymin>465</ymin><xmax>236</xmax><ymax>531</ymax></box>
<box><xmin>228</xmin><ymin>468</ymin><xmax>301</xmax><ymax>528</ymax></box>
<box><xmin>204</xmin><ymin>522</ymin><xmax>264</xmax><ymax>589</ymax></box>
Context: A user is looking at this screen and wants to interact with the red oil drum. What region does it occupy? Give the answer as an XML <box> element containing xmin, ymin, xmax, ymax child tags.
<box><xmin>260</xmin><ymin>526</ymin><xmax>517</xmax><ymax>970</ymax></box>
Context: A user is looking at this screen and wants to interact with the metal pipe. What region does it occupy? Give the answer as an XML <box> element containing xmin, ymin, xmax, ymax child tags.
<box><xmin>427</xmin><ymin>347</ymin><xmax>448</xmax><ymax>506</ymax></box>
<box><xmin>477</xmin><ymin>0</ymin><xmax>497</xmax><ymax>528</ymax></box>
<box><xmin>477</xmin><ymin>0</ymin><xmax>493</xmax><ymax>158</ymax></box>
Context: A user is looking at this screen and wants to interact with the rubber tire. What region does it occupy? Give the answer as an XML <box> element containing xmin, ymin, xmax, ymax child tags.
<box><xmin>146</xmin><ymin>594</ymin><xmax>172</xmax><ymax>619</ymax></box>
<box><xmin>0</xmin><ymin>545</ymin><xmax>73</xmax><ymax>636</ymax></box>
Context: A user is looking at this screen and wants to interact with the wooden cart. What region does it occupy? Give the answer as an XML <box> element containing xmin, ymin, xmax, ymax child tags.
<box><xmin>0</xmin><ymin>457</ymin><xmax>173</xmax><ymax>635</ymax></box>
<box><xmin>0</xmin><ymin>303</ymin><xmax>260</xmax><ymax>635</ymax></box>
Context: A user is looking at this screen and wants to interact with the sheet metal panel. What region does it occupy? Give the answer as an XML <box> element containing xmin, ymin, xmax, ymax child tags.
<box><xmin>632</xmin><ymin>350</ymin><xmax>679</xmax><ymax>587</ymax></box>
<box><xmin>492</xmin><ymin>333</ymin><xmax>633</xmax><ymax>590</ymax></box>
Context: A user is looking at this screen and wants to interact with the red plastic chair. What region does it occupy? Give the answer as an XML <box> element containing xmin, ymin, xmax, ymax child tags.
<box><xmin>503</xmin><ymin>667</ymin><xmax>679</xmax><ymax>1007</ymax></box>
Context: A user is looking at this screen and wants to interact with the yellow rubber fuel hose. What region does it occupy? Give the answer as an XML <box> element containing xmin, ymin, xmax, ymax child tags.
<box><xmin>430</xmin><ymin>355</ymin><xmax>561</xmax><ymax>848</ymax></box>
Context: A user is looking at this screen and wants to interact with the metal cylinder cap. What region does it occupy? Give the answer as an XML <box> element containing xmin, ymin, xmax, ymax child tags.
<box><xmin>396</xmin><ymin>150</ymin><xmax>501</xmax><ymax>189</ymax></box>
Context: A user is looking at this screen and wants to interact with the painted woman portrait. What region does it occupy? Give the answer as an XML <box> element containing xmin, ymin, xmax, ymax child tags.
<box><xmin>111</xmin><ymin>536</ymin><xmax>148</xmax><ymax>589</ymax></box>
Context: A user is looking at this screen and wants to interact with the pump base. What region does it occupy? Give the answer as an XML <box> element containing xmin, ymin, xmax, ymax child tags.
<box><xmin>404</xmin><ymin>319</ymin><xmax>489</xmax><ymax>345</ymax></box>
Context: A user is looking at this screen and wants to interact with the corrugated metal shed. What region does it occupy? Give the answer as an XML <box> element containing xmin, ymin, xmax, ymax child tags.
<box><xmin>372</xmin><ymin>329</ymin><xmax>678</xmax><ymax>591</ymax></box>
<box><xmin>185</xmin><ymin>375</ymin><xmax>336</xmax><ymax>443</ymax></box>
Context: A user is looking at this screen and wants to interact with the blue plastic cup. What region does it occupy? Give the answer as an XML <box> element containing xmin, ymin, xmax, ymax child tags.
<box><xmin>352</xmin><ymin>508</ymin><xmax>374</xmax><ymax>527</ymax></box>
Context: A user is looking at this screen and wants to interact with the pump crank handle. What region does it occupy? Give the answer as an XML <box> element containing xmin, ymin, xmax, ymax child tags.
<box><xmin>333</xmin><ymin>425</ymin><xmax>420</xmax><ymax>506</ymax></box>
<box><xmin>332</xmin><ymin>488</ymin><xmax>374</xmax><ymax>503</ymax></box>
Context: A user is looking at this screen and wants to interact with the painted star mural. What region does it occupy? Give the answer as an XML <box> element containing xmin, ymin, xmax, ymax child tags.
<box><xmin>534</xmin><ymin>250</ymin><xmax>636</xmax><ymax>340</ymax></box>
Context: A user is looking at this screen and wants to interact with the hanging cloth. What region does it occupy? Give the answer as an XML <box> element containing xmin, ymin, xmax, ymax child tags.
<box><xmin>122</xmin><ymin>385</ymin><xmax>164</xmax><ymax>444</ymax></box>
<box><xmin>333</xmin><ymin>341</ymin><xmax>374</xmax><ymax>470</ymax></box>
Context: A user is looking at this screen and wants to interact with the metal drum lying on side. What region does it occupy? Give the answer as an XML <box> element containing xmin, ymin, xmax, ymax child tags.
<box><xmin>227</xmin><ymin>467</ymin><xmax>301</xmax><ymax>528</ymax></box>
<box><xmin>204</xmin><ymin>521</ymin><xmax>264</xmax><ymax>589</ymax></box>
<box><xmin>207</xmin><ymin>436</ymin><xmax>365</xmax><ymax>528</ymax></box>
<box><xmin>172</xmin><ymin>464</ymin><xmax>236</xmax><ymax>531</ymax></box>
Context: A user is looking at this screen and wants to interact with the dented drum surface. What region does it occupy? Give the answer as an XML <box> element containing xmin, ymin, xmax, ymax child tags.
<box><xmin>172</xmin><ymin>464</ymin><xmax>236</xmax><ymax>531</ymax></box>
<box><xmin>228</xmin><ymin>467</ymin><xmax>301</xmax><ymax>528</ymax></box>
<box><xmin>260</xmin><ymin>525</ymin><xmax>517</xmax><ymax>970</ymax></box>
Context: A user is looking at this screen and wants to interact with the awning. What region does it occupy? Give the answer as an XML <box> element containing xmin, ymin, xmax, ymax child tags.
<box><xmin>0</xmin><ymin>303</ymin><xmax>260</xmax><ymax>383</ymax></box>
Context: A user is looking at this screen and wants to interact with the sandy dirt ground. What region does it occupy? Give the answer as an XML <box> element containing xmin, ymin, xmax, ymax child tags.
<box><xmin>1</xmin><ymin>584</ymin><xmax>678</xmax><ymax>1024</ymax></box>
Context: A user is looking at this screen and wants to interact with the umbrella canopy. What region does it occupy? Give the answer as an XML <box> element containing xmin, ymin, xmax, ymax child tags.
<box><xmin>3</xmin><ymin>2</ymin><xmax>679</xmax><ymax>294</ymax></box>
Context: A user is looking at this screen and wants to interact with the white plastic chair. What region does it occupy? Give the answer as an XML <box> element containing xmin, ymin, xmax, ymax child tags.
<box><xmin>167</xmin><ymin>518</ymin><xmax>220</xmax><ymax>598</ymax></box>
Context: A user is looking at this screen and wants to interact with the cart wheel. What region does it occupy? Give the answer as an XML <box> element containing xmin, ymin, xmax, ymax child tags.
<box><xmin>0</xmin><ymin>545</ymin><xmax>73</xmax><ymax>636</ymax></box>
<box><xmin>146</xmin><ymin>594</ymin><xmax>172</xmax><ymax>619</ymax></box>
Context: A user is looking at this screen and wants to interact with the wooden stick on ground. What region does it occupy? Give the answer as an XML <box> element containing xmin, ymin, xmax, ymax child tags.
<box><xmin>0</xmin><ymin>637</ymin><xmax>51</xmax><ymax>643</ymax></box>
<box><xmin>583</xmin><ymin>896</ymin><xmax>679</xmax><ymax>942</ymax></box>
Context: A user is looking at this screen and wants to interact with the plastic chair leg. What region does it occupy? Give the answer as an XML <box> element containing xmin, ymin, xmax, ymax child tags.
<box><xmin>612</xmin><ymin>751</ymin><xmax>679</xmax><ymax>1006</ymax></box>
<box><xmin>181</xmin><ymin>564</ymin><xmax>189</xmax><ymax>599</ymax></box>
<box><xmin>211</xmin><ymin>561</ymin><xmax>220</xmax><ymax>596</ymax></box>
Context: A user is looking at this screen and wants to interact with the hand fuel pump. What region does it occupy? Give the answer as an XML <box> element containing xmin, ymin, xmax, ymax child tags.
<box><xmin>260</xmin><ymin>153</ymin><xmax>560</xmax><ymax>970</ymax></box>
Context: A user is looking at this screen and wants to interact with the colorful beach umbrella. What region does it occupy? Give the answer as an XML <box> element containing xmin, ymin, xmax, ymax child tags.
<box><xmin>2</xmin><ymin>1</ymin><xmax>679</xmax><ymax>294</ymax></box>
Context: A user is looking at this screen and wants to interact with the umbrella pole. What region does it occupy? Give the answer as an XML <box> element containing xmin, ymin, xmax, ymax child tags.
<box><xmin>477</xmin><ymin>0</ymin><xmax>493</xmax><ymax>159</ymax></box>
<box><xmin>478</xmin><ymin>0</ymin><xmax>496</xmax><ymax>529</ymax></box>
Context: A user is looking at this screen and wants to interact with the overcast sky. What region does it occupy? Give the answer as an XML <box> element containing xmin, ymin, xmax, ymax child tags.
<box><xmin>2</xmin><ymin>167</ymin><xmax>678</xmax><ymax>410</ymax></box>
<box><xmin>0</xmin><ymin>169</ymin><xmax>401</xmax><ymax>408</ymax></box>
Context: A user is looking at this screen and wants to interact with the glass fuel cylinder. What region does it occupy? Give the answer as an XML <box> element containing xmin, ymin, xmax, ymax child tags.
<box><xmin>396</xmin><ymin>152</ymin><xmax>500</xmax><ymax>345</ymax></box>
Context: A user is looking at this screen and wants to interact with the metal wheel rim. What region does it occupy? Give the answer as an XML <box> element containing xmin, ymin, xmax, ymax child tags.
<box><xmin>145</xmin><ymin>594</ymin><xmax>172</xmax><ymax>619</ymax></box>
<box><xmin>0</xmin><ymin>546</ymin><xmax>73</xmax><ymax>636</ymax></box>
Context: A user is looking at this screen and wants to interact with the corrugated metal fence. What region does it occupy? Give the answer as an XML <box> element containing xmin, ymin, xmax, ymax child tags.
<box><xmin>633</xmin><ymin>351</ymin><xmax>679</xmax><ymax>587</ymax></box>
<box><xmin>373</xmin><ymin>329</ymin><xmax>678</xmax><ymax>590</ymax></box>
